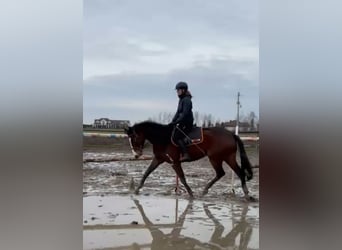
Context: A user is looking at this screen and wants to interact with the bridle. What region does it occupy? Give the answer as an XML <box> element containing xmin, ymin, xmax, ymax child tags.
<box><xmin>128</xmin><ymin>128</ymin><xmax>144</xmax><ymax>156</ymax></box>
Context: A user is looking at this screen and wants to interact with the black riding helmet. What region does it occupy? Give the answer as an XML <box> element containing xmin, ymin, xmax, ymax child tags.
<box><xmin>175</xmin><ymin>81</ymin><xmax>188</xmax><ymax>90</ymax></box>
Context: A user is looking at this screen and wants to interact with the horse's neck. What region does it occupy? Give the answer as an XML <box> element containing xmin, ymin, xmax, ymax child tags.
<box><xmin>144</xmin><ymin>125</ymin><xmax>171</xmax><ymax>145</ymax></box>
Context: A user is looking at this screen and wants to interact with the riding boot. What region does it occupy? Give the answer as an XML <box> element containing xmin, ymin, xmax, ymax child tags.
<box><xmin>177</xmin><ymin>139</ymin><xmax>191</xmax><ymax>162</ymax></box>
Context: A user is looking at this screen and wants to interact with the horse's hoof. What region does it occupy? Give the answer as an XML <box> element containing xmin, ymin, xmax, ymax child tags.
<box><xmin>245</xmin><ymin>196</ymin><xmax>257</xmax><ymax>202</ymax></box>
<box><xmin>175</xmin><ymin>189</ymin><xmax>181</xmax><ymax>195</ymax></box>
<box><xmin>202</xmin><ymin>190</ymin><xmax>208</xmax><ymax>196</ymax></box>
<box><xmin>246</xmin><ymin>172</ymin><xmax>253</xmax><ymax>181</ymax></box>
<box><xmin>134</xmin><ymin>189</ymin><xmax>140</xmax><ymax>195</ymax></box>
<box><xmin>249</xmin><ymin>196</ymin><xmax>257</xmax><ymax>202</ymax></box>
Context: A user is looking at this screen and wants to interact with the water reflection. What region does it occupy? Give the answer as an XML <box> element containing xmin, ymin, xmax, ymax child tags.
<box><xmin>204</xmin><ymin>203</ymin><xmax>253</xmax><ymax>249</ymax></box>
<box><xmin>83</xmin><ymin>196</ymin><xmax>258</xmax><ymax>250</ymax></box>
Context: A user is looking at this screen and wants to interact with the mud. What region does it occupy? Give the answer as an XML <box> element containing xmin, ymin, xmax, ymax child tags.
<box><xmin>83</xmin><ymin>146</ymin><xmax>259</xmax><ymax>249</ymax></box>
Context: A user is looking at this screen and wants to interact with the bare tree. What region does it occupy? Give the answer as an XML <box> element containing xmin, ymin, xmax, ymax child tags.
<box><xmin>167</xmin><ymin>112</ymin><xmax>173</xmax><ymax>123</ymax></box>
<box><xmin>194</xmin><ymin>111</ymin><xmax>200</xmax><ymax>125</ymax></box>
<box><xmin>150</xmin><ymin>112</ymin><xmax>174</xmax><ymax>123</ymax></box>
<box><xmin>239</xmin><ymin>111</ymin><xmax>258</xmax><ymax>131</ymax></box>
<box><xmin>151</xmin><ymin>111</ymin><xmax>217</xmax><ymax>127</ymax></box>
<box><xmin>246</xmin><ymin>111</ymin><xmax>258</xmax><ymax>130</ymax></box>
<box><xmin>202</xmin><ymin>114</ymin><xmax>207</xmax><ymax>127</ymax></box>
<box><xmin>248</xmin><ymin>111</ymin><xmax>257</xmax><ymax>130</ymax></box>
<box><xmin>215</xmin><ymin>119</ymin><xmax>221</xmax><ymax>127</ymax></box>
<box><xmin>207</xmin><ymin>114</ymin><xmax>213</xmax><ymax>127</ymax></box>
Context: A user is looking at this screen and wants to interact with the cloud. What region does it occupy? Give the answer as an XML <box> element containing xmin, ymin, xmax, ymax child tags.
<box><xmin>83</xmin><ymin>0</ymin><xmax>258</xmax><ymax>123</ymax></box>
<box><xmin>83</xmin><ymin>0</ymin><xmax>258</xmax><ymax>79</ymax></box>
<box><xmin>83</xmin><ymin>56</ymin><xmax>259</xmax><ymax>123</ymax></box>
<box><xmin>90</xmin><ymin>99</ymin><xmax>175</xmax><ymax>112</ymax></box>
<box><xmin>83</xmin><ymin>40</ymin><xmax>258</xmax><ymax>79</ymax></box>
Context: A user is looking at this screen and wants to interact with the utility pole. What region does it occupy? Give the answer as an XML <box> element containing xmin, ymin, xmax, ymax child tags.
<box><xmin>235</xmin><ymin>92</ymin><xmax>241</xmax><ymax>135</ymax></box>
<box><xmin>232</xmin><ymin>92</ymin><xmax>241</xmax><ymax>194</ymax></box>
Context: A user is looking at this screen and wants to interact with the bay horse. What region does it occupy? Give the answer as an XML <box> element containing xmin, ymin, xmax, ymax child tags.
<box><xmin>125</xmin><ymin>121</ymin><xmax>254</xmax><ymax>200</ymax></box>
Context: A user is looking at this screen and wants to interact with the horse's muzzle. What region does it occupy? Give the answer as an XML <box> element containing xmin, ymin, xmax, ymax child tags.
<box><xmin>133</xmin><ymin>150</ymin><xmax>143</xmax><ymax>159</ymax></box>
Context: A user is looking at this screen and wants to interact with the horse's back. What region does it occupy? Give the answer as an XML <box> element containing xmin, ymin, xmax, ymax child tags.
<box><xmin>203</xmin><ymin>126</ymin><xmax>234</xmax><ymax>136</ymax></box>
<box><xmin>202</xmin><ymin>127</ymin><xmax>237</xmax><ymax>148</ymax></box>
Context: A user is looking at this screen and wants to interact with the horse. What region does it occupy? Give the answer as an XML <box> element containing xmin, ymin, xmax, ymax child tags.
<box><xmin>124</xmin><ymin>121</ymin><xmax>254</xmax><ymax>200</ymax></box>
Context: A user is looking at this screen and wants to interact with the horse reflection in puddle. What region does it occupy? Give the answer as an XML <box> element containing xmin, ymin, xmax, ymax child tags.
<box><xmin>204</xmin><ymin>203</ymin><xmax>253</xmax><ymax>249</ymax></box>
<box><xmin>131</xmin><ymin>199</ymin><xmax>256</xmax><ymax>250</ymax></box>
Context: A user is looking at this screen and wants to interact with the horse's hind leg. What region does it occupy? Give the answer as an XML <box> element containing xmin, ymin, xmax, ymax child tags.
<box><xmin>202</xmin><ymin>158</ymin><xmax>225</xmax><ymax>196</ymax></box>
<box><xmin>225</xmin><ymin>155</ymin><xmax>254</xmax><ymax>201</ymax></box>
<box><xmin>171</xmin><ymin>162</ymin><xmax>193</xmax><ymax>198</ymax></box>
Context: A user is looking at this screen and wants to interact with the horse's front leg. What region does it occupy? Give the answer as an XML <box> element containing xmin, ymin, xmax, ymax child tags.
<box><xmin>135</xmin><ymin>157</ymin><xmax>164</xmax><ymax>194</ymax></box>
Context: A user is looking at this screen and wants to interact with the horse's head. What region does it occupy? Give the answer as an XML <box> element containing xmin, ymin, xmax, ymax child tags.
<box><xmin>124</xmin><ymin>126</ymin><xmax>146</xmax><ymax>159</ymax></box>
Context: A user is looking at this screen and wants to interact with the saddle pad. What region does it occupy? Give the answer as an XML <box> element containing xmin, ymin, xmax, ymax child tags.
<box><xmin>171</xmin><ymin>127</ymin><xmax>203</xmax><ymax>147</ymax></box>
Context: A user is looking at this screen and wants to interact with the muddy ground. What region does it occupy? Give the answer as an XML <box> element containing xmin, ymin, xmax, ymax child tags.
<box><xmin>83</xmin><ymin>141</ymin><xmax>259</xmax><ymax>250</ymax></box>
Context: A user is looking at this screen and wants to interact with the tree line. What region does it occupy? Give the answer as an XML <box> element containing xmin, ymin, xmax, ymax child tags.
<box><xmin>148</xmin><ymin>111</ymin><xmax>259</xmax><ymax>130</ymax></box>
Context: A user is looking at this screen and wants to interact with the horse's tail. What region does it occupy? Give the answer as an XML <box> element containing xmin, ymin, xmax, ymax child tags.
<box><xmin>233</xmin><ymin>134</ymin><xmax>253</xmax><ymax>181</ymax></box>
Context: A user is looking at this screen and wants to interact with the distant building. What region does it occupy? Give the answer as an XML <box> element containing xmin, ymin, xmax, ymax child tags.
<box><xmin>223</xmin><ymin>120</ymin><xmax>251</xmax><ymax>132</ymax></box>
<box><xmin>93</xmin><ymin>118</ymin><xmax>130</xmax><ymax>129</ymax></box>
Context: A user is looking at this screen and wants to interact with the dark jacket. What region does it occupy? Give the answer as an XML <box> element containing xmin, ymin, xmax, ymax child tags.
<box><xmin>171</xmin><ymin>93</ymin><xmax>194</xmax><ymax>127</ymax></box>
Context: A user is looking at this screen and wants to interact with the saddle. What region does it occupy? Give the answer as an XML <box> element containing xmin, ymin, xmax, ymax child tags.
<box><xmin>171</xmin><ymin>126</ymin><xmax>204</xmax><ymax>147</ymax></box>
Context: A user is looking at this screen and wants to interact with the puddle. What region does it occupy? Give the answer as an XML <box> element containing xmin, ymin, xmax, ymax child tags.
<box><xmin>83</xmin><ymin>195</ymin><xmax>259</xmax><ymax>249</ymax></box>
<box><xmin>83</xmin><ymin>147</ymin><xmax>259</xmax><ymax>249</ymax></box>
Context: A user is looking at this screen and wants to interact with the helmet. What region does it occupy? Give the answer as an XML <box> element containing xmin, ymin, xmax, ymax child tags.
<box><xmin>175</xmin><ymin>81</ymin><xmax>188</xmax><ymax>90</ymax></box>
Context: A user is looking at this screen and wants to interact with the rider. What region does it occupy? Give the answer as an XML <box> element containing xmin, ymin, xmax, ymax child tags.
<box><xmin>168</xmin><ymin>81</ymin><xmax>194</xmax><ymax>162</ymax></box>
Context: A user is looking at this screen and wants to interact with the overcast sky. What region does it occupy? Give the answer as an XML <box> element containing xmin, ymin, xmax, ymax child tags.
<box><xmin>83</xmin><ymin>0</ymin><xmax>258</xmax><ymax>124</ymax></box>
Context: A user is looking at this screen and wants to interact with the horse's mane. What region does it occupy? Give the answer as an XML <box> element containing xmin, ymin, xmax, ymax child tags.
<box><xmin>133</xmin><ymin>120</ymin><xmax>173</xmax><ymax>145</ymax></box>
<box><xmin>134</xmin><ymin>120</ymin><xmax>168</xmax><ymax>129</ymax></box>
